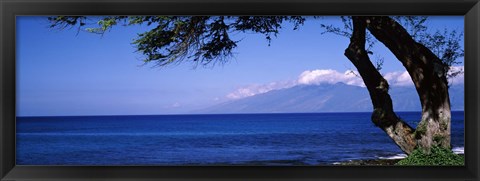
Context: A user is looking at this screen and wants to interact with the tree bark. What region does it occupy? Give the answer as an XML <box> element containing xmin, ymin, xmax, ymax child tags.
<box><xmin>364</xmin><ymin>16</ymin><xmax>451</xmax><ymax>153</ymax></box>
<box><xmin>345</xmin><ymin>16</ymin><xmax>417</xmax><ymax>154</ymax></box>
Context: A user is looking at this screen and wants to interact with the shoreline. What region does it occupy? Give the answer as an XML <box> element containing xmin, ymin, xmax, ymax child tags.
<box><xmin>18</xmin><ymin>154</ymin><xmax>464</xmax><ymax>166</ymax></box>
<box><xmin>333</xmin><ymin>158</ymin><xmax>401</xmax><ymax>166</ymax></box>
<box><xmin>334</xmin><ymin>153</ymin><xmax>465</xmax><ymax>166</ymax></box>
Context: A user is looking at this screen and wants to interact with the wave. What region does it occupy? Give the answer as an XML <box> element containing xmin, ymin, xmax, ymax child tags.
<box><xmin>378</xmin><ymin>147</ymin><xmax>464</xmax><ymax>160</ymax></box>
<box><xmin>378</xmin><ymin>153</ymin><xmax>407</xmax><ymax>160</ymax></box>
<box><xmin>452</xmin><ymin>147</ymin><xmax>464</xmax><ymax>154</ymax></box>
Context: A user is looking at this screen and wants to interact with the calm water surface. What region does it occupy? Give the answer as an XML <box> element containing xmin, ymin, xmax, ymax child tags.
<box><xmin>16</xmin><ymin>111</ymin><xmax>464</xmax><ymax>165</ymax></box>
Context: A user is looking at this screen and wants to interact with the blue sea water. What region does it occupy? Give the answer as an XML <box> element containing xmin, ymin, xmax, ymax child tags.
<box><xmin>16</xmin><ymin>111</ymin><xmax>464</xmax><ymax>165</ymax></box>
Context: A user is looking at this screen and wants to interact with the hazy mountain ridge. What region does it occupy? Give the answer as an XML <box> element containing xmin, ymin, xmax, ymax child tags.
<box><xmin>198</xmin><ymin>83</ymin><xmax>464</xmax><ymax>113</ymax></box>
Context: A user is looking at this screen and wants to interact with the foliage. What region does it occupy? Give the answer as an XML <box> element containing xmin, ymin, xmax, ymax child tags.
<box><xmin>320</xmin><ymin>16</ymin><xmax>377</xmax><ymax>52</ymax></box>
<box><xmin>48</xmin><ymin>16</ymin><xmax>305</xmax><ymax>67</ymax></box>
<box><xmin>49</xmin><ymin>16</ymin><xmax>463</xmax><ymax>76</ymax></box>
<box><xmin>419</xmin><ymin>29</ymin><xmax>464</xmax><ymax>82</ymax></box>
<box><xmin>394</xmin><ymin>16</ymin><xmax>464</xmax><ymax>82</ymax></box>
<box><xmin>396</xmin><ymin>147</ymin><xmax>464</xmax><ymax>166</ymax></box>
<box><xmin>319</xmin><ymin>16</ymin><xmax>464</xmax><ymax>81</ymax></box>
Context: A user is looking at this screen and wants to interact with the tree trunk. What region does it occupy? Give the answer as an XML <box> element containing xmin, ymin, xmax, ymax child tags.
<box><xmin>364</xmin><ymin>16</ymin><xmax>451</xmax><ymax>153</ymax></box>
<box><xmin>345</xmin><ymin>16</ymin><xmax>416</xmax><ymax>154</ymax></box>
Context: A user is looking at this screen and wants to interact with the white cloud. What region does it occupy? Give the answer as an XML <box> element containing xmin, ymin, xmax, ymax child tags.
<box><xmin>384</xmin><ymin>66</ymin><xmax>464</xmax><ymax>87</ymax></box>
<box><xmin>297</xmin><ymin>69</ymin><xmax>365</xmax><ymax>87</ymax></box>
<box><xmin>448</xmin><ymin>66</ymin><xmax>464</xmax><ymax>85</ymax></box>
<box><xmin>384</xmin><ymin>71</ymin><xmax>414</xmax><ymax>86</ymax></box>
<box><xmin>226</xmin><ymin>81</ymin><xmax>295</xmax><ymax>100</ymax></box>
<box><xmin>224</xmin><ymin>66</ymin><xmax>464</xmax><ymax>100</ymax></box>
<box><xmin>225</xmin><ymin>69</ymin><xmax>365</xmax><ymax>100</ymax></box>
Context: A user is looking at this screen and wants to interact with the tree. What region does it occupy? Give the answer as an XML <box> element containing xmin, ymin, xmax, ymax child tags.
<box><xmin>342</xmin><ymin>16</ymin><xmax>463</xmax><ymax>154</ymax></box>
<box><xmin>48</xmin><ymin>16</ymin><xmax>463</xmax><ymax>155</ymax></box>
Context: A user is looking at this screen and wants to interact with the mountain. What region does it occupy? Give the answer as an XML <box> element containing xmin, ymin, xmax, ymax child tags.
<box><xmin>389</xmin><ymin>84</ymin><xmax>464</xmax><ymax>111</ymax></box>
<box><xmin>198</xmin><ymin>83</ymin><xmax>464</xmax><ymax>114</ymax></box>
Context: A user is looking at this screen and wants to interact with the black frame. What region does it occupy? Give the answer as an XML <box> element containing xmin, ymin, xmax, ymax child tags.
<box><xmin>1</xmin><ymin>0</ymin><xmax>479</xmax><ymax>180</ymax></box>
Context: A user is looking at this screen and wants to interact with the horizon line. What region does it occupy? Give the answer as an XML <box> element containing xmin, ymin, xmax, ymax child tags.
<box><xmin>16</xmin><ymin>110</ymin><xmax>466</xmax><ymax>118</ymax></box>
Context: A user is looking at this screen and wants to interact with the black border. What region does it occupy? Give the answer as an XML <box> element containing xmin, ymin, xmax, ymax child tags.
<box><xmin>1</xmin><ymin>0</ymin><xmax>479</xmax><ymax>180</ymax></box>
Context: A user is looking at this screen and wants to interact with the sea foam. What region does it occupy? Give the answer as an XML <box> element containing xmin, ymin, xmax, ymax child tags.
<box><xmin>379</xmin><ymin>147</ymin><xmax>464</xmax><ymax>160</ymax></box>
<box><xmin>452</xmin><ymin>147</ymin><xmax>464</xmax><ymax>154</ymax></box>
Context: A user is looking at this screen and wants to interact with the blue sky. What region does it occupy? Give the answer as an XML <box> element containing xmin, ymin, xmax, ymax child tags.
<box><xmin>16</xmin><ymin>16</ymin><xmax>464</xmax><ymax>116</ymax></box>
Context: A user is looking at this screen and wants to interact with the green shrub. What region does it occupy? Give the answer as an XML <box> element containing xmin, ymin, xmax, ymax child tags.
<box><xmin>396</xmin><ymin>147</ymin><xmax>464</xmax><ymax>166</ymax></box>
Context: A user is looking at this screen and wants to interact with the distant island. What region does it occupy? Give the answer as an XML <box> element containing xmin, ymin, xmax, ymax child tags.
<box><xmin>197</xmin><ymin>82</ymin><xmax>464</xmax><ymax>114</ymax></box>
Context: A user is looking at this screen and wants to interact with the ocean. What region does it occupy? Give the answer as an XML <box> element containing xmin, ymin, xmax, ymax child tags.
<box><xmin>16</xmin><ymin>111</ymin><xmax>465</xmax><ymax>165</ymax></box>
